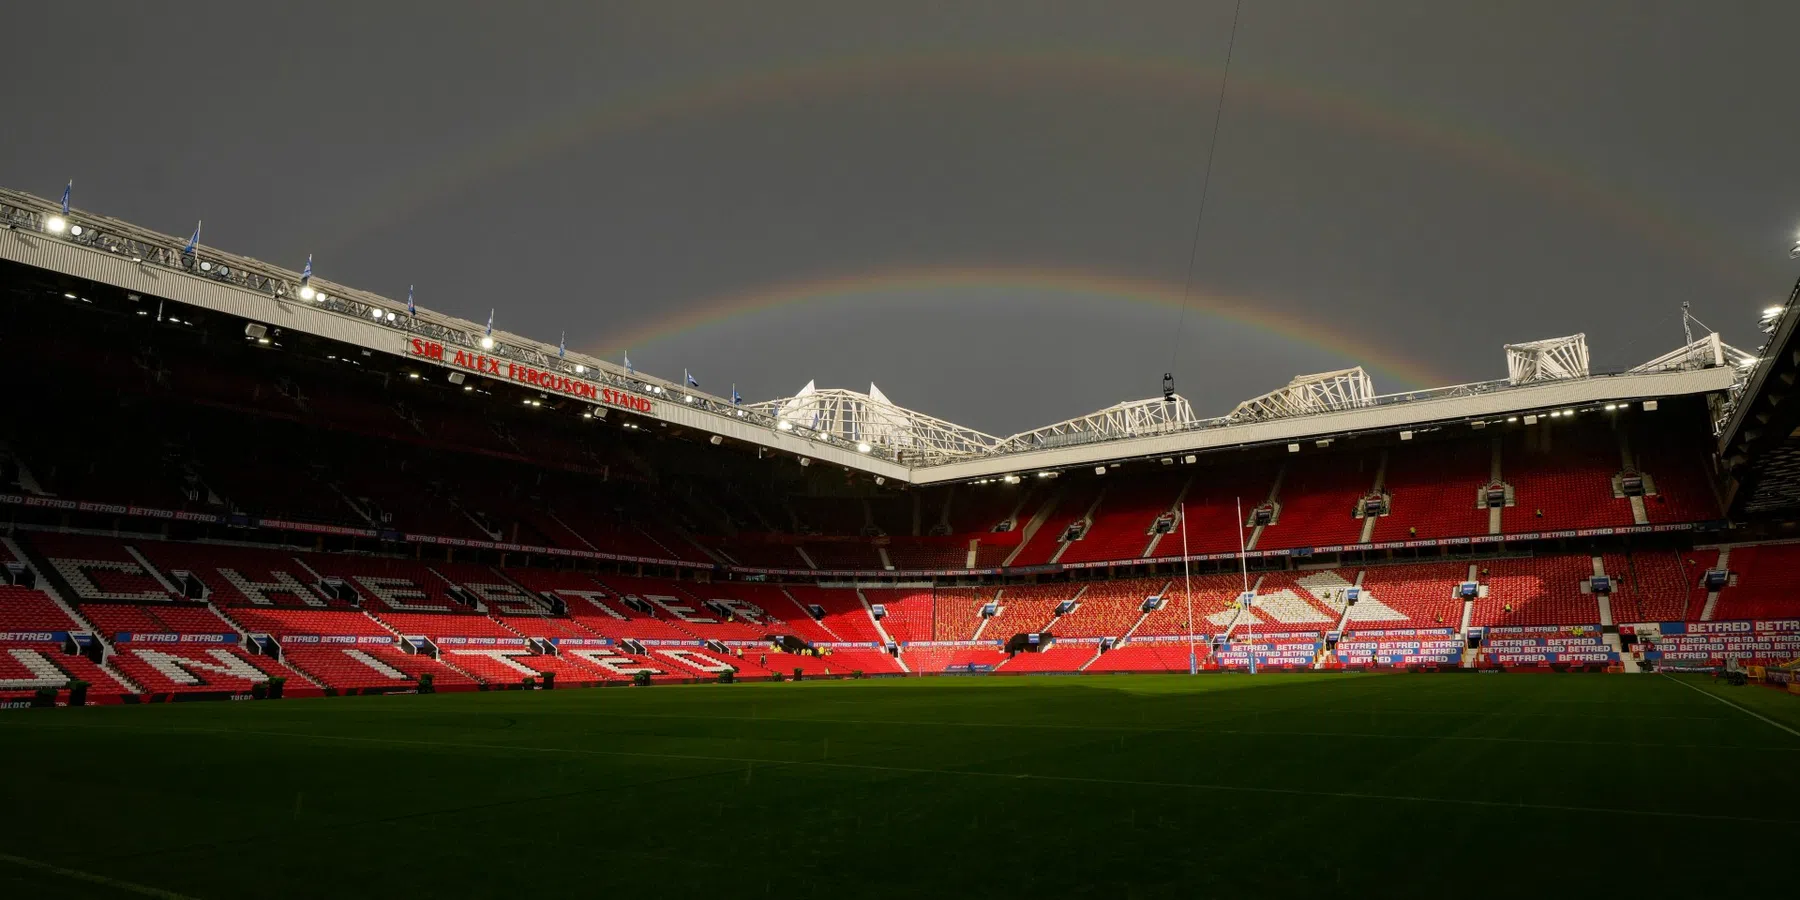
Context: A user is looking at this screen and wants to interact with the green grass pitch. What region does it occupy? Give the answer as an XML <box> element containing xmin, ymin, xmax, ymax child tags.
<box><xmin>2</xmin><ymin>673</ymin><xmax>1797</xmax><ymax>898</ymax></box>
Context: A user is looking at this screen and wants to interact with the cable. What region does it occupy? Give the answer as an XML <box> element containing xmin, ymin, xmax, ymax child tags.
<box><xmin>1166</xmin><ymin>0</ymin><xmax>1246</xmax><ymax>382</ymax></box>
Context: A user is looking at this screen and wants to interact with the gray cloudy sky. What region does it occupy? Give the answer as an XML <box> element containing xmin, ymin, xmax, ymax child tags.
<box><xmin>6</xmin><ymin>1</ymin><xmax>1800</xmax><ymax>435</ymax></box>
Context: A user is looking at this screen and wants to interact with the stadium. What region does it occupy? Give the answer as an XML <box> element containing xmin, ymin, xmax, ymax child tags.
<box><xmin>3</xmin><ymin>181</ymin><xmax>1800</xmax><ymax>893</ymax></box>
<box><xmin>6</xmin><ymin>7</ymin><xmax>1800</xmax><ymax>894</ymax></box>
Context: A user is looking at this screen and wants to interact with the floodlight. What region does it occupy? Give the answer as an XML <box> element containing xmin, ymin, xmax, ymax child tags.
<box><xmin>45</xmin><ymin>216</ymin><xmax>66</xmax><ymax>234</ymax></box>
<box><xmin>856</xmin><ymin>442</ymin><xmax>872</xmax><ymax>453</ymax></box>
<box><xmin>777</xmin><ymin>420</ymin><xmax>794</xmax><ymax>431</ymax></box>
<box><xmin>69</xmin><ymin>224</ymin><xmax>84</xmax><ymax>237</ymax></box>
<box><xmin>574</xmin><ymin>365</ymin><xmax>586</xmax><ymax>374</ymax></box>
<box><xmin>299</xmin><ymin>285</ymin><xmax>316</xmax><ymax>300</ymax></box>
<box><xmin>480</xmin><ymin>336</ymin><xmax>495</xmax><ymax>350</ymax></box>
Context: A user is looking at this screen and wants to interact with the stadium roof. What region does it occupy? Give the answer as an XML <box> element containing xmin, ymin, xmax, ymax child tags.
<box><xmin>1719</xmin><ymin>276</ymin><xmax>1800</xmax><ymax>515</ymax></box>
<box><xmin>0</xmin><ymin>186</ymin><xmax>1746</xmax><ymax>486</ymax></box>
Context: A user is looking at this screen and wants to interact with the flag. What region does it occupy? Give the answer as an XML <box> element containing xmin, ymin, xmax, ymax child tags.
<box><xmin>485</xmin><ymin>309</ymin><xmax>494</xmax><ymax>337</ymax></box>
<box><xmin>182</xmin><ymin>221</ymin><xmax>202</xmax><ymax>257</ymax></box>
<box><xmin>685</xmin><ymin>369</ymin><xmax>699</xmax><ymax>388</ymax></box>
<box><xmin>559</xmin><ymin>331</ymin><xmax>566</xmax><ymax>359</ymax></box>
<box><xmin>624</xmin><ymin>352</ymin><xmax>634</xmax><ymax>375</ymax></box>
<box><xmin>732</xmin><ymin>384</ymin><xmax>741</xmax><ymax>405</ymax></box>
<box><xmin>300</xmin><ymin>254</ymin><xmax>313</xmax><ymax>285</ymax></box>
<box><xmin>60</xmin><ymin>180</ymin><xmax>71</xmax><ymax>216</ymax></box>
<box><xmin>406</xmin><ymin>285</ymin><xmax>415</xmax><ymax>317</ymax></box>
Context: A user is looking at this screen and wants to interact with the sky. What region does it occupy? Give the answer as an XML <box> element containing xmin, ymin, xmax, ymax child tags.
<box><xmin>5</xmin><ymin>1</ymin><xmax>1800</xmax><ymax>436</ymax></box>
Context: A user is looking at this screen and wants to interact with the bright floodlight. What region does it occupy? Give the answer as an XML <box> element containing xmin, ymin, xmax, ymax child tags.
<box><xmin>480</xmin><ymin>336</ymin><xmax>495</xmax><ymax>350</ymax></box>
<box><xmin>856</xmin><ymin>442</ymin><xmax>872</xmax><ymax>453</ymax></box>
<box><xmin>69</xmin><ymin>224</ymin><xmax>83</xmax><ymax>237</ymax></box>
<box><xmin>777</xmin><ymin>420</ymin><xmax>794</xmax><ymax>431</ymax></box>
<box><xmin>299</xmin><ymin>285</ymin><xmax>316</xmax><ymax>300</ymax></box>
<box><xmin>371</xmin><ymin>308</ymin><xmax>383</xmax><ymax>319</ymax></box>
<box><xmin>45</xmin><ymin>216</ymin><xmax>66</xmax><ymax>234</ymax></box>
<box><xmin>574</xmin><ymin>365</ymin><xmax>586</xmax><ymax>374</ymax></box>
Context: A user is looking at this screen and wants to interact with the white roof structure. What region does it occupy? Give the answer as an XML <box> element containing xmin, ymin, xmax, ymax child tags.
<box><xmin>749</xmin><ymin>382</ymin><xmax>998</xmax><ymax>464</ymax></box>
<box><xmin>998</xmin><ymin>396</ymin><xmax>1201</xmax><ymax>454</ymax></box>
<box><xmin>0</xmin><ymin>186</ymin><xmax>1753</xmax><ymax>486</ymax></box>
<box><xmin>1228</xmin><ymin>367</ymin><xmax>1375</xmax><ymax>422</ymax></box>
<box><xmin>1505</xmin><ymin>334</ymin><xmax>1590</xmax><ymax>384</ymax></box>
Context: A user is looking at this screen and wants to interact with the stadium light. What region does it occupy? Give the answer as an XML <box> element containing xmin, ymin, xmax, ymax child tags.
<box><xmin>574</xmin><ymin>365</ymin><xmax>586</xmax><ymax>374</ymax></box>
<box><xmin>45</xmin><ymin>216</ymin><xmax>66</xmax><ymax>234</ymax></box>
<box><xmin>480</xmin><ymin>336</ymin><xmax>495</xmax><ymax>350</ymax></box>
<box><xmin>856</xmin><ymin>441</ymin><xmax>872</xmax><ymax>453</ymax></box>
<box><xmin>777</xmin><ymin>420</ymin><xmax>794</xmax><ymax>431</ymax></box>
<box><xmin>299</xmin><ymin>285</ymin><xmax>316</xmax><ymax>300</ymax></box>
<box><xmin>371</xmin><ymin>308</ymin><xmax>383</xmax><ymax>320</ymax></box>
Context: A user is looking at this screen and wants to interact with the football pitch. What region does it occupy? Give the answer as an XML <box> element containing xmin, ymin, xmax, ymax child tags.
<box><xmin>2</xmin><ymin>673</ymin><xmax>1797</xmax><ymax>898</ymax></box>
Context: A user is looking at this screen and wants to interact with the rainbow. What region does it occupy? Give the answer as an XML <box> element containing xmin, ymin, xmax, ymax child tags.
<box><xmin>324</xmin><ymin>49</ymin><xmax>1756</xmax><ymax>289</ymax></box>
<box><xmin>587</xmin><ymin>266</ymin><xmax>1455</xmax><ymax>392</ymax></box>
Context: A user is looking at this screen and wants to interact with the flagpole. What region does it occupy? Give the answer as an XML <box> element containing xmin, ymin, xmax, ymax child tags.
<box><xmin>1238</xmin><ymin>496</ymin><xmax>1255</xmax><ymax>675</ymax></box>
<box><xmin>1182</xmin><ymin>502</ymin><xmax>1195</xmax><ymax>675</ymax></box>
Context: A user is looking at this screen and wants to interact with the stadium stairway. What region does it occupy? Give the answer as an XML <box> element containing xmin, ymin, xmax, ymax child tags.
<box><xmin>1</xmin><ymin>535</ymin><xmax>108</xmax><ymax>642</ymax></box>
<box><xmin>1244</xmin><ymin>467</ymin><xmax>1286</xmax><ymax>551</ymax></box>
<box><xmin>1700</xmin><ymin>546</ymin><xmax>1731</xmax><ymax>620</ymax></box>
<box><xmin>2</xmin><ymin>535</ymin><xmax>147</xmax><ymax>692</ymax></box>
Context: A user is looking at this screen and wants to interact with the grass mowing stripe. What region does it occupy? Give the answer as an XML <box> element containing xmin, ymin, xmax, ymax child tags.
<box><xmin>1661</xmin><ymin>674</ymin><xmax>1800</xmax><ymax>740</ymax></box>
<box><xmin>0</xmin><ymin>852</ymin><xmax>200</xmax><ymax>899</ymax></box>
<box><xmin>57</xmin><ymin>725</ymin><xmax>1798</xmax><ymax>828</ymax></box>
<box><xmin>7</xmin><ymin>716</ymin><xmax>1786</xmax><ymax>752</ymax></box>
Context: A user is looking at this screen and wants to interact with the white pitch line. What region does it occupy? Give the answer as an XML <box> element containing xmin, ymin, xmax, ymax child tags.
<box><xmin>1661</xmin><ymin>673</ymin><xmax>1800</xmax><ymax>741</ymax></box>
<box><xmin>0</xmin><ymin>852</ymin><xmax>199</xmax><ymax>899</ymax></box>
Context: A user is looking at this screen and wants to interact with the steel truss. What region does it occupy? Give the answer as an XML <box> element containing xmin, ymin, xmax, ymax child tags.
<box><xmin>998</xmin><ymin>396</ymin><xmax>1202</xmax><ymax>453</ymax></box>
<box><xmin>1505</xmin><ymin>334</ymin><xmax>1590</xmax><ymax>384</ymax></box>
<box><xmin>747</xmin><ymin>382</ymin><xmax>999</xmax><ymax>464</ymax></box>
<box><xmin>1227</xmin><ymin>367</ymin><xmax>1376</xmax><ymax>422</ymax></box>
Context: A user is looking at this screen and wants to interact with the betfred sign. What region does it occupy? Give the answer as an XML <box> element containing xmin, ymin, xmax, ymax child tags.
<box><xmin>407</xmin><ymin>339</ymin><xmax>653</xmax><ymax>413</ymax></box>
